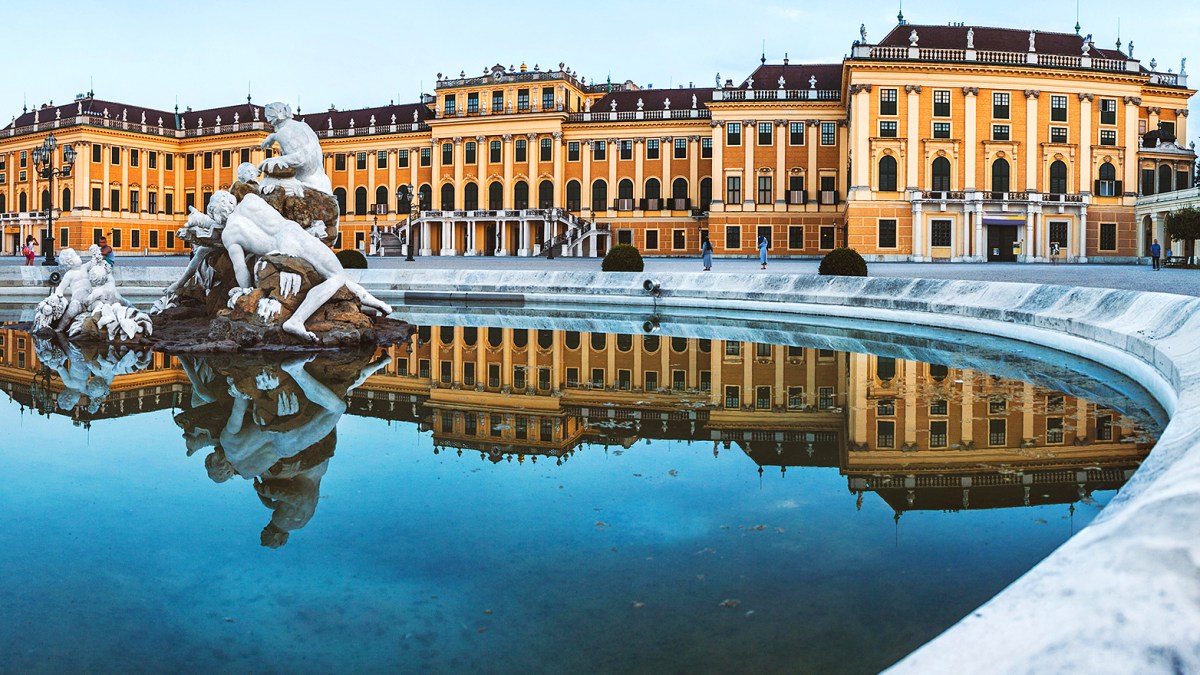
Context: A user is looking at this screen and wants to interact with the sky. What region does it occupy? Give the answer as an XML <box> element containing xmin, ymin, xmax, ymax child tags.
<box><xmin>3</xmin><ymin>0</ymin><xmax>1196</xmax><ymax>146</ymax></box>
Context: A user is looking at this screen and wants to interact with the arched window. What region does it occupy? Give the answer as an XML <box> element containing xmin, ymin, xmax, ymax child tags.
<box><xmin>488</xmin><ymin>181</ymin><xmax>503</xmax><ymax>210</ymax></box>
<box><xmin>538</xmin><ymin>180</ymin><xmax>554</xmax><ymax>209</ymax></box>
<box><xmin>61</xmin><ymin>187</ymin><xmax>72</xmax><ymax>212</ymax></box>
<box><xmin>417</xmin><ymin>184</ymin><xmax>432</xmax><ymax>211</ymax></box>
<box><xmin>645</xmin><ymin>177</ymin><xmax>661</xmax><ymax>200</ymax></box>
<box><xmin>671</xmin><ymin>337</ymin><xmax>688</xmax><ymax>353</ymax></box>
<box><xmin>487</xmin><ymin>327</ymin><xmax>503</xmax><ymax>347</ymax></box>
<box><xmin>699</xmin><ymin>177</ymin><xmax>712</xmax><ymax>211</ymax></box>
<box><xmin>537</xmin><ymin>330</ymin><xmax>553</xmax><ymax>349</ymax></box>
<box><xmin>931</xmin><ymin>157</ymin><xmax>951</xmax><ymax>192</ymax></box>
<box><xmin>334</xmin><ymin>188</ymin><xmax>347</xmax><ymax>215</ymax></box>
<box><xmin>512</xmin><ymin>329</ymin><xmax>528</xmax><ymax>349</ymax></box>
<box><xmin>671</xmin><ymin>177</ymin><xmax>688</xmax><ymax>200</ymax></box>
<box><xmin>19</xmin><ymin>192</ymin><xmax>28</xmax><ymax>212</ymax></box>
<box><xmin>0</xmin><ymin>193</ymin><xmax>6</xmax><ymax>212</ymax></box>
<box><xmin>440</xmin><ymin>183</ymin><xmax>455</xmax><ymax>210</ymax></box>
<box><xmin>1096</xmin><ymin>161</ymin><xmax>1119</xmax><ymax>197</ymax></box>
<box><xmin>991</xmin><ymin>158</ymin><xmax>1010</xmax><ymax>193</ymax></box>
<box><xmin>1099</xmin><ymin>162</ymin><xmax>1116</xmax><ymax>181</ymax></box>
<box><xmin>1049</xmin><ymin>160</ymin><xmax>1068</xmax><ymax>194</ymax></box>
<box><xmin>514</xmin><ymin>181</ymin><xmax>529</xmax><ymax>209</ymax></box>
<box><xmin>929</xmin><ymin>364</ymin><xmax>948</xmax><ymax>381</ymax></box>
<box><xmin>1158</xmin><ymin>165</ymin><xmax>1174</xmax><ymax>194</ymax></box>
<box><xmin>566</xmin><ymin>180</ymin><xmax>581</xmax><ymax>211</ymax></box>
<box><xmin>354</xmin><ymin>186</ymin><xmax>368</xmax><ymax>214</ymax></box>
<box><xmin>592</xmin><ymin>179</ymin><xmax>608</xmax><ymax>211</ymax></box>
<box><xmin>564</xmin><ymin>331</ymin><xmax>581</xmax><ymax>349</ymax></box>
<box><xmin>463</xmin><ymin>182</ymin><xmax>479</xmax><ymax>210</ymax></box>
<box><xmin>877</xmin><ymin>155</ymin><xmax>898</xmax><ymax>192</ymax></box>
<box><xmin>618</xmin><ymin>178</ymin><xmax>634</xmax><ymax>199</ymax></box>
<box><xmin>375</xmin><ymin>185</ymin><xmax>389</xmax><ymax>212</ymax></box>
<box><xmin>643</xmin><ymin>334</ymin><xmax>660</xmax><ymax>352</ymax></box>
<box><xmin>590</xmin><ymin>332</ymin><xmax>606</xmax><ymax>350</ymax></box>
<box><xmin>463</xmin><ymin>327</ymin><xmax>477</xmax><ymax>346</ymax></box>
<box><xmin>439</xmin><ymin>326</ymin><xmax>455</xmax><ymax>345</ymax></box>
<box><xmin>876</xmin><ymin>357</ymin><xmax>897</xmax><ymax>380</ymax></box>
<box><xmin>40</xmin><ymin>189</ymin><xmax>51</xmax><ymax>212</ymax></box>
<box><xmin>616</xmin><ymin>334</ymin><xmax>633</xmax><ymax>352</ymax></box>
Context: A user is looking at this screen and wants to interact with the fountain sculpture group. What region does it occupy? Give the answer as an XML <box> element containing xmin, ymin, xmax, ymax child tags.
<box><xmin>33</xmin><ymin>102</ymin><xmax>404</xmax><ymax>351</ymax></box>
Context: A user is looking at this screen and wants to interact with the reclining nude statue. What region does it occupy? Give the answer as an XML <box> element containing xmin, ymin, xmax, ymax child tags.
<box><xmin>203</xmin><ymin>191</ymin><xmax>392</xmax><ymax>341</ymax></box>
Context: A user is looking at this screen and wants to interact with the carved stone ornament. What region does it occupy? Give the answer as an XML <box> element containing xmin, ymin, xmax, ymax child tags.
<box><xmin>1123</xmin><ymin>96</ymin><xmax>1142</xmax><ymax>106</ymax></box>
<box><xmin>962</xmin><ymin>87</ymin><xmax>979</xmax><ymax>96</ymax></box>
<box><xmin>905</xmin><ymin>85</ymin><xmax>922</xmax><ymax>94</ymax></box>
<box><xmin>1077</xmin><ymin>93</ymin><xmax>1095</xmax><ymax>102</ymax></box>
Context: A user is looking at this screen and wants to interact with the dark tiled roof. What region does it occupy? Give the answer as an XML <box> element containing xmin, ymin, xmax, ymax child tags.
<box><xmin>177</xmin><ymin>102</ymin><xmax>264</xmax><ymax>130</ymax></box>
<box><xmin>5</xmin><ymin>97</ymin><xmax>174</xmax><ymax>131</ymax></box>
<box><xmin>877</xmin><ymin>25</ymin><xmax>1128</xmax><ymax>61</ymax></box>
<box><xmin>591</xmin><ymin>87</ymin><xmax>714</xmax><ymax>112</ymax></box>
<box><xmin>739</xmin><ymin>63</ymin><xmax>843</xmax><ymax>91</ymax></box>
<box><xmin>297</xmin><ymin>102</ymin><xmax>433</xmax><ymax>130</ymax></box>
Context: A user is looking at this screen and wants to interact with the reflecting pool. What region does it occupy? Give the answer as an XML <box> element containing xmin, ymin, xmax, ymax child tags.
<box><xmin>0</xmin><ymin>317</ymin><xmax>1162</xmax><ymax>673</ymax></box>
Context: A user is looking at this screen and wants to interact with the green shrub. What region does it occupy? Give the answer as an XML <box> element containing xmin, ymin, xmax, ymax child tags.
<box><xmin>818</xmin><ymin>248</ymin><xmax>868</xmax><ymax>277</ymax></box>
<box><xmin>601</xmin><ymin>244</ymin><xmax>644</xmax><ymax>272</ymax></box>
<box><xmin>336</xmin><ymin>249</ymin><xmax>369</xmax><ymax>269</ymax></box>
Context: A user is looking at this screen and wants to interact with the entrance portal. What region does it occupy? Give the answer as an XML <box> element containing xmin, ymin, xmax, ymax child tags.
<box><xmin>986</xmin><ymin>225</ymin><xmax>1018</xmax><ymax>262</ymax></box>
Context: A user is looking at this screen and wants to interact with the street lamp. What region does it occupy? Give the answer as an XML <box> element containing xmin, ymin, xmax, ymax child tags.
<box><xmin>31</xmin><ymin>133</ymin><xmax>76</xmax><ymax>266</ymax></box>
<box><xmin>397</xmin><ymin>184</ymin><xmax>416</xmax><ymax>262</ymax></box>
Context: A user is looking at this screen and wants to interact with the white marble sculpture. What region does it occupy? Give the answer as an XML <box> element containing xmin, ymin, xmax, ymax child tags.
<box><xmin>967</xmin><ymin>27</ymin><xmax>974</xmax><ymax>49</ymax></box>
<box><xmin>34</xmin><ymin>248</ymin><xmax>153</xmax><ymax>341</ymax></box>
<box><xmin>210</xmin><ymin>191</ymin><xmax>393</xmax><ymax>341</ymax></box>
<box><xmin>258</xmin><ymin>102</ymin><xmax>331</xmax><ymax>197</ymax></box>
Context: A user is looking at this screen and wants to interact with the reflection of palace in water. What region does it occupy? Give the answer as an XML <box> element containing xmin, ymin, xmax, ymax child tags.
<box><xmin>1</xmin><ymin>325</ymin><xmax>1154</xmax><ymax>521</ymax></box>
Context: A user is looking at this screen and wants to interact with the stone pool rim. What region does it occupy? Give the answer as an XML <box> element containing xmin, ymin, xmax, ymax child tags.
<box><xmin>4</xmin><ymin>266</ymin><xmax>1198</xmax><ymax>673</ymax></box>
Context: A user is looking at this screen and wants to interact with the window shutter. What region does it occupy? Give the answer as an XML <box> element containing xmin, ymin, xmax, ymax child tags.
<box><xmin>1115</xmin><ymin>180</ymin><xmax>1123</xmax><ymax>195</ymax></box>
<box><xmin>1094</xmin><ymin>179</ymin><xmax>1101</xmax><ymax>195</ymax></box>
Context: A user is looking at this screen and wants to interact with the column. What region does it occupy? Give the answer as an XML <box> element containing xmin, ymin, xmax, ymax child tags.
<box><xmin>903</xmin><ymin>360</ymin><xmax>917</xmax><ymax>446</ymax></box>
<box><xmin>1025</xmin><ymin>91</ymin><xmax>1039</xmax><ymax>191</ymax></box>
<box><xmin>498</xmin><ymin>220</ymin><xmax>509</xmax><ymax>256</ymax></box>
<box><xmin>606</xmin><ymin>137</ymin><xmax>618</xmax><ymax>211</ymax></box>
<box><xmin>661</xmin><ymin>136</ymin><xmax>671</xmax><ymax>208</ymax></box>
<box><xmin>711</xmin><ymin>122</ymin><xmax>725</xmax><ymax>206</ymax></box>
<box><xmin>420</xmin><ymin>219</ymin><xmax>431</xmax><ymax>256</ymax></box>
<box><xmin>963</xmin><ymin>89</ymin><xmax>978</xmax><ymax>191</ymax></box>
<box><xmin>552</xmin><ymin>132</ymin><xmax>564</xmax><ymax>208</ymax></box>
<box><xmin>960</xmin><ymin>372</ymin><xmax>975</xmax><ymax>445</ymax></box>
<box><xmin>1078</xmin><ymin>94</ymin><xmax>1093</xmax><ymax>194</ymax></box>
<box><xmin>1123</xmin><ymin>98</ymin><xmax>1140</xmax><ymax>196</ymax></box>
<box><xmin>502</xmin><ymin>134</ymin><xmax>514</xmax><ymax>207</ymax></box>
<box><xmin>634</xmin><ymin>138</ymin><xmax>645</xmax><ymax>203</ymax></box>
<box><xmin>688</xmin><ymin>136</ymin><xmax>700</xmax><ymax>203</ymax></box>
<box><xmin>453</xmin><ymin>137</ymin><xmax>464</xmax><ymax>210</ymax></box>
<box><xmin>387</xmin><ymin>150</ymin><xmax>397</xmax><ymax>213</ymax></box>
<box><xmin>709</xmin><ymin>346</ymin><xmax>722</xmax><ymax>406</ymax></box>
<box><xmin>74</xmin><ymin>147</ymin><xmax>86</xmax><ymax>211</ymax></box>
<box><xmin>774</xmin><ymin>122</ymin><xmax>786</xmax><ymax>207</ymax></box>
<box><xmin>368</xmin><ymin>147</ymin><xmax>378</xmax><ymax>211</ymax></box>
<box><xmin>806</xmin><ymin>120</ymin><xmax>818</xmax><ymax>203</ymax></box>
<box><xmin>912</xmin><ymin>202</ymin><xmax>924</xmax><ymax>261</ymax></box>
<box><xmin>430</xmin><ymin>138</ymin><xmax>441</xmax><ymax>212</ymax></box>
<box><xmin>905</xmin><ymin>86</ymin><xmax>920</xmax><ymax>189</ymax></box>
<box><xmin>743</xmin><ymin>120</ymin><xmax>755</xmax><ymax>205</ymax></box>
<box><xmin>1077</xmin><ymin>205</ymin><xmax>1088</xmax><ymax>263</ymax></box>
<box><xmin>102</xmin><ymin>147</ymin><xmax>111</xmax><ymax>210</ymax></box>
<box><xmin>582</xmin><ymin>140</ymin><xmax>593</xmax><ymax>215</ymax></box>
<box><xmin>527</xmin><ymin>132</ymin><xmax>538</xmax><ymax>209</ymax></box>
<box><xmin>850</xmin><ymin>86</ymin><xmax>872</xmax><ymax>192</ymax></box>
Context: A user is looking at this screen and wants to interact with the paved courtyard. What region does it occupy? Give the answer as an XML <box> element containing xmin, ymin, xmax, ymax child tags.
<box><xmin>5</xmin><ymin>253</ymin><xmax>1198</xmax><ymax>297</ymax></box>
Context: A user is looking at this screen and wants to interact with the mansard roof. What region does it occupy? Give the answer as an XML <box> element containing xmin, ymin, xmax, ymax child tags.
<box><xmin>877</xmin><ymin>24</ymin><xmax>1129</xmax><ymax>61</ymax></box>
<box><xmin>177</xmin><ymin>102</ymin><xmax>263</xmax><ymax>129</ymax></box>
<box><xmin>591</xmin><ymin>87</ymin><xmax>714</xmax><ymax>113</ymax></box>
<box><xmin>5</xmin><ymin>97</ymin><xmax>173</xmax><ymax>131</ymax></box>
<box><xmin>738</xmin><ymin>63</ymin><xmax>843</xmax><ymax>91</ymax></box>
<box><xmin>297</xmin><ymin>101</ymin><xmax>433</xmax><ymax>130</ymax></box>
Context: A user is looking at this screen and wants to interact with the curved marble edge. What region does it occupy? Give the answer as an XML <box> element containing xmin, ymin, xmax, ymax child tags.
<box><xmin>5</xmin><ymin>266</ymin><xmax>1198</xmax><ymax>671</ymax></box>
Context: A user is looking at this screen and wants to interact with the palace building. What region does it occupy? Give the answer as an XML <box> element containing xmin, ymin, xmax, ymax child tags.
<box><xmin>0</xmin><ymin>20</ymin><xmax>1194</xmax><ymax>262</ymax></box>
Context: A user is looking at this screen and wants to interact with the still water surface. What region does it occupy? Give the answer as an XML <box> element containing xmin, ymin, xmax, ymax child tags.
<box><xmin>0</xmin><ymin>322</ymin><xmax>1160</xmax><ymax>673</ymax></box>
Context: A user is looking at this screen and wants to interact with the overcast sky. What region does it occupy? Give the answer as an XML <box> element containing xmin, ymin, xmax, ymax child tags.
<box><xmin>5</xmin><ymin>0</ymin><xmax>1196</xmax><ymax>146</ymax></box>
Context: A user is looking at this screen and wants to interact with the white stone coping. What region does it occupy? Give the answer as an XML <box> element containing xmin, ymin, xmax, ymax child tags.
<box><xmin>3</xmin><ymin>266</ymin><xmax>1198</xmax><ymax>672</ymax></box>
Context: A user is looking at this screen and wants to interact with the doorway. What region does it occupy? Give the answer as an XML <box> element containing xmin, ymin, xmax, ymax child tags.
<box><xmin>986</xmin><ymin>225</ymin><xmax>1018</xmax><ymax>262</ymax></box>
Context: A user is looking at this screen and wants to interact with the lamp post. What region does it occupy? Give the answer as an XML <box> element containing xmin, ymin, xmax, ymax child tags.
<box><xmin>397</xmin><ymin>184</ymin><xmax>416</xmax><ymax>262</ymax></box>
<box><xmin>30</xmin><ymin>133</ymin><xmax>76</xmax><ymax>266</ymax></box>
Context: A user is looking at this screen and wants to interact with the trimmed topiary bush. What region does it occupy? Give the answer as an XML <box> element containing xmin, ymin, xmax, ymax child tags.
<box><xmin>601</xmin><ymin>244</ymin><xmax>644</xmax><ymax>272</ymax></box>
<box><xmin>336</xmin><ymin>249</ymin><xmax>369</xmax><ymax>269</ymax></box>
<box><xmin>818</xmin><ymin>247</ymin><xmax>868</xmax><ymax>277</ymax></box>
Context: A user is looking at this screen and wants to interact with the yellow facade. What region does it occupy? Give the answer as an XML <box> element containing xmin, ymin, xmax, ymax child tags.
<box><xmin>0</xmin><ymin>23</ymin><xmax>1193</xmax><ymax>262</ymax></box>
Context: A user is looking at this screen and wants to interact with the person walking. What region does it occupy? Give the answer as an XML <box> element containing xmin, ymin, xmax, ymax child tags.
<box><xmin>1150</xmin><ymin>239</ymin><xmax>1161</xmax><ymax>270</ymax></box>
<box><xmin>99</xmin><ymin>236</ymin><xmax>115</xmax><ymax>267</ymax></box>
<box><xmin>701</xmin><ymin>237</ymin><xmax>713</xmax><ymax>271</ymax></box>
<box><xmin>757</xmin><ymin>234</ymin><xmax>769</xmax><ymax>270</ymax></box>
<box><xmin>22</xmin><ymin>236</ymin><xmax>36</xmax><ymax>266</ymax></box>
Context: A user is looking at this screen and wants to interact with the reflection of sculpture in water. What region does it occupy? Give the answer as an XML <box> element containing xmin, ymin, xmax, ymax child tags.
<box><xmin>33</xmin><ymin>335</ymin><xmax>152</xmax><ymax>414</ymax></box>
<box><xmin>175</xmin><ymin>350</ymin><xmax>387</xmax><ymax>547</ymax></box>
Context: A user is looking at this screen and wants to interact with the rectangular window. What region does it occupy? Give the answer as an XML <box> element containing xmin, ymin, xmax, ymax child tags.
<box><xmin>92</xmin><ymin>144</ymin><xmax>102</xmax><ymax>163</ymax></box>
<box><xmin>877</xmin><ymin>421</ymin><xmax>896</xmax><ymax>448</ymax></box>
<box><xmin>789</xmin><ymin>122</ymin><xmax>805</xmax><ymax>145</ymax></box>
<box><xmin>1047</xmin><ymin>417</ymin><xmax>1065</xmax><ymax>444</ymax></box>
<box><xmin>514</xmin><ymin>416</ymin><xmax>527</xmax><ymax>440</ymax></box>
<box><xmin>441</xmin><ymin>143</ymin><xmax>453</xmax><ymax>166</ymax></box>
<box><xmin>725</xmin><ymin>341</ymin><xmax>742</xmax><ymax>358</ymax></box>
<box><xmin>111</xmin><ymin>189</ymin><xmax>121</xmax><ymax>211</ymax></box>
<box><xmin>164</xmin><ymin>193</ymin><xmax>174</xmax><ymax>215</ymax></box>
<box><xmin>933</xmin><ymin>122</ymin><xmax>951</xmax><ymax>139</ymax></box>
<box><xmin>699</xmin><ymin>370</ymin><xmax>711</xmax><ymax>392</ymax></box>
<box><xmin>788</xmin><ymin>225</ymin><xmax>804</xmax><ymax>249</ymax></box>
<box><xmin>488</xmin><ymin>364</ymin><xmax>500</xmax><ymax>388</ymax></box>
<box><xmin>724</xmin><ymin>225</ymin><xmax>741</xmax><ymax>250</ymax></box>
<box><xmin>756</xmin><ymin>386</ymin><xmax>772</xmax><ymax>410</ymax></box>
<box><xmin>590</xmin><ymin>368</ymin><xmax>604</xmax><ymax>387</ymax></box>
<box><xmin>464</xmin><ymin>412</ymin><xmax>477</xmax><ymax>436</ymax></box>
<box><xmin>149</xmin><ymin>230</ymin><xmax>159</xmax><ymax>248</ymax></box>
<box><xmin>724</xmin><ymin>385</ymin><xmax>740</xmax><ymax>409</ymax></box>
<box><xmin>539</xmin><ymin>138</ymin><xmax>552</xmax><ymax>162</ymax></box>
<box><xmin>566</xmin><ymin>367</ymin><xmax>579</xmax><ymax>387</ymax></box>
<box><xmin>542</xmin><ymin>87</ymin><xmax>554</xmax><ymax>110</ymax></box>
<box><xmin>110</xmin><ymin>229</ymin><xmax>122</xmax><ymax>247</ymax></box>
<box><xmin>515</xmin><ymin>139</ymin><xmax>527</xmax><ymax>163</ymax></box>
<box><xmin>929</xmin><ymin>421</ymin><xmax>948</xmax><ymax>447</ymax></box>
<box><xmin>673</xmin><ymin>229</ymin><xmax>686</xmax><ymax>250</ymax></box>
<box><xmin>464</xmin><ymin>142</ymin><xmax>476</xmax><ymax>165</ymax></box>
<box><xmin>989</xmin><ymin>398</ymin><xmax>1007</xmax><ymax>415</ymax></box>
<box><xmin>239</xmin><ymin>149</ymin><xmax>250</xmax><ymax>165</ymax></box>
<box><xmin>993</xmin><ymin>92</ymin><xmax>1010</xmax><ymax>119</ymax></box>
<box><xmin>930</xmin><ymin>219</ymin><xmax>952</xmax><ymax>247</ymax></box>
<box><xmin>130</xmin><ymin>149</ymin><xmax>140</xmax><ymax>167</ymax></box>
<box><xmin>701</xmin><ymin>137</ymin><xmax>712</xmax><ymax>158</ymax></box>
<box><xmin>619</xmin><ymin>140</ymin><xmax>632</xmax><ymax>161</ymax></box>
<box><xmin>147</xmin><ymin>151</ymin><xmax>157</xmax><ymax>169</ymax></box>
<box><xmin>878</xmin><ymin>219</ymin><xmax>897</xmax><ymax>248</ymax></box>
<box><xmin>489</xmin><ymin>141</ymin><xmax>501</xmax><ymax>163</ymax></box>
<box><xmin>517</xmin><ymin>89</ymin><xmax>529</xmax><ymax>111</ymax></box>
<box><xmin>221</xmin><ymin>150</ymin><xmax>231</xmax><ymax>168</ymax></box>
<box><xmin>165</xmin><ymin>153</ymin><xmax>174</xmax><ymax>171</ymax></box>
<box><xmin>335</xmin><ymin>154</ymin><xmax>346</xmax><ymax>171</ymax></box>
<box><xmin>788</xmin><ymin>386</ymin><xmax>804</xmax><ymax>410</ymax></box>
<box><xmin>377</xmin><ymin>151</ymin><xmax>388</xmax><ymax>169</ymax></box>
<box><xmin>568</xmin><ymin>141</ymin><xmax>580</xmax><ymax>161</ymax></box>
<box><xmin>880</xmin><ymin>88</ymin><xmax>898</xmax><ymax>116</ymax></box>
<box><xmin>989</xmin><ymin>418</ymin><xmax>1007</xmax><ymax>446</ymax></box>
<box><xmin>420</xmin><ymin>147</ymin><xmax>431</xmax><ymax>166</ymax></box>
<box><xmin>726</xmin><ymin>176</ymin><xmax>741</xmax><ymax>203</ymax></box>
<box><xmin>203</xmin><ymin>151</ymin><xmax>213</xmax><ymax>170</ymax></box>
<box><xmin>185</xmin><ymin>153</ymin><xmax>196</xmax><ymax>171</ymax></box>
<box><xmin>1049</xmin><ymin>221</ymin><xmax>1069</xmax><ymax>247</ymax></box>
<box><xmin>1099</xmin><ymin>129</ymin><xmax>1117</xmax><ymax>146</ymax></box>
<box><xmin>185</xmin><ymin>192</ymin><xmax>195</xmax><ymax>212</ymax></box>
<box><xmin>674</xmin><ymin>138</ymin><xmax>687</xmax><ymax>159</ymax></box>
<box><xmin>879</xmin><ymin>120</ymin><xmax>897</xmax><ymax>137</ymax></box>
<box><xmin>492</xmin><ymin>91</ymin><xmax>504</xmax><ymax>113</ymax></box>
<box><xmin>129</xmin><ymin>190</ymin><xmax>139</xmax><ymax>213</ymax></box>
<box><xmin>877</xmin><ymin>398</ymin><xmax>895</xmax><ymax>416</ymax></box>
<box><xmin>617</xmin><ymin>369</ymin><xmax>631</xmax><ymax>391</ymax></box>
<box><xmin>757</xmin><ymin>176</ymin><xmax>773</xmax><ymax>204</ymax></box>
<box><xmin>58</xmin><ymin>227</ymin><xmax>68</xmax><ymax>248</ymax></box>
<box><xmin>593</xmin><ymin>140</ymin><xmax>606</xmax><ymax>160</ymax></box>
<box><xmin>1050</xmin><ymin>127</ymin><xmax>1068</xmax><ymax>144</ymax></box>
<box><xmin>930</xmin><ymin>399</ymin><xmax>948</xmax><ymax>416</ymax></box>
<box><xmin>644</xmin><ymin>370</ymin><xmax>658</xmax><ymax>391</ymax></box>
<box><xmin>645</xmin><ymin>229</ymin><xmax>659</xmax><ymax>250</ymax></box>
<box><xmin>934</xmin><ymin>89</ymin><xmax>951</xmax><ymax>117</ymax></box>
<box><xmin>398</xmin><ymin>150</ymin><xmax>410</xmax><ymax>168</ymax></box>
<box><xmin>91</xmin><ymin>187</ymin><xmax>102</xmax><ymax>210</ymax></box>
<box><xmin>670</xmin><ymin>369</ymin><xmax>687</xmax><ymax>391</ymax></box>
<box><xmin>646</xmin><ymin>138</ymin><xmax>660</xmax><ymax>160</ymax></box>
<box><xmin>467</xmin><ymin>92</ymin><xmax>479</xmax><ymax>114</ymax></box>
<box><xmin>992</xmin><ymin>125</ymin><xmax>1010</xmax><ymax>141</ymax></box>
<box><xmin>130</xmin><ymin>229</ymin><xmax>140</xmax><ymax>249</ymax></box>
<box><xmin>1049</xmin><ymin>95</ymin><xmax>1068</xmax><ymax>122</ymax></box>
<box><xmin>444</xmin><ymin>94</ymin><xmax>456</xmax><ymax>115</ymax></box>
<box><xmin>538</xmin><ymin>367</ymin><xmax>550</xmax><ymax>391</ymax></box>
<box><xmin>758</xmin><ymin>122</ymin><xmax>773</xmax><ymax>146</ymax></box>
<box><xmin>147</xmin><ymin>192</ymin><xmax>157</xmax><ymax>213</ymax></box>
<box><xmin>756</xmin><ymin>226</ymin><xmax>771</xmax><ymax>250</ymax></box>
<box><xmin>513</xmin><ymin>366</ymin><xmax>527</xmax><ymax>390</ymax></box>
<box><xmin>821</xmin><ymin>122</ymin><xmax>836</xmax><ymax>145</ymax></box>
<box><xmin>1099</xmin><ymin>222</ymin><xmax>1117</xmax><ymax>251</ymax></box>
<box><xmin>111</xmin><ymin>147</ymin><xmax>121</xmax><ymax>165</ymax></box>
<box><xmin>818</xmin><ymin>386</ymin><xmax>835</xmax><ymax>409</ymax></box>
<box><xmin>489</xmin><ymin>413</ymin><xmax>502</xmax><ymax>437</ymax></box>
<box><xmin>726</xmin><ymin>122</ymin><xmax>742</xmax><ymax>146</ymax></box>
<box><xmin>166</xmin><ymin>229</ymin><xmax>175</xmax><ymax>248</ymax></box>
<box><xmin>1100</xmin><ymin>98</ymin><xmax>1117</xmax><ymax>125</ymax></box>
<box><xmin>1097</xmin><ymin>414</ymin><xmax>1114</xmax><ymax>441</ymax></box>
